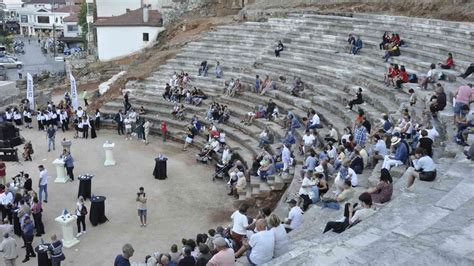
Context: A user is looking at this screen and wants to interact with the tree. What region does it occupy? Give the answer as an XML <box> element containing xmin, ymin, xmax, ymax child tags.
<box><xmin>78</xmin><ymin>2</ymin><xmax>89</xmax><ymax>48</ymax></box>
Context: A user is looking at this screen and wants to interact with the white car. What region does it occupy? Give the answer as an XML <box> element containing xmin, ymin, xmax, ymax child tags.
<box><xmin>0</xmin><ymin>57</ymin><xmax>23</xmax><ymax>69</ymax></box>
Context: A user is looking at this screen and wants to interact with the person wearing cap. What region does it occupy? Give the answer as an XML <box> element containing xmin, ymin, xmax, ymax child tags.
<box><xmin>382</xmin><ymin>136</ymin><xmax>408</xmax><ymax>170</ymax></box>
<box><xmin>0</xmin><ymin>232</ymin><xmax>18</xmax><ymax>266</ymax></box>
<box><xmin>21</xmin><ymin>216</ymin><xmax>35</xmax><ymax>262</ymax></box>
<box><xmin>406</xmin><ymin>147</ymin><xmax>437</xmax><ymax>189</ymax></box>
<box><xmin>284</xmin><ymin>199</ymin><xmax>303</xmax><ymax>232</ymax></box>
<box><xmin>207</xmin><ymin>237</ymin><xmax>234</xmax><ymax>266</ymax></box>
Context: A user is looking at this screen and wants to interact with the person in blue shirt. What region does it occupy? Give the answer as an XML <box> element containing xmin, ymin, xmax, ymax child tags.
<box><xmin>382</xmin><ymin>136</ymin><xmax>408</xmax><ymax>170</ymax></box>
<box><xmin>21</xmin><ymin>216</ymin><xmax>36</xmax><ymax>263</ymax></box>
<box><xmin>114</xmin><ymin>243</ymin><xmax>134</xmax><ymax>266</ymax></box>
<box><xmin>351</xmin><ymin>36</ymin><xmax>363</xmax><ymax>55</ymax></box>
<box><xmin>62</xmin><ymin>150</ymin><xmax>74</xmax><ymax>181</ymax></box>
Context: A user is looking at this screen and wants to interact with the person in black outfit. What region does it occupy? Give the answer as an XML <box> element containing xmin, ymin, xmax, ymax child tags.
<box><xmin>417</xmin><ymin>130</ymin><xmax>433</xmax><ymax>157</ymax></box>
<box><xmin>21</xmin><ymin>216</ymin><xmax>36</xmax><ymax>262</ymax></box>
<box><xmin>323</xmin><ymin>202</ymin><xmax>352</xmax><ymax>233</ymax></box>
<box><xmin>429</xmin><ymin>84</ymin><xmax>447</xmax><ymax>117</ymax></box>
<box><xmin>114</xmin><ymin>110</ymin><xmax>124</xmax><ymax>135</ymax></box>
<box><xmin>459</xmin><ymin>63</ymin><xmax>474</xmax><ymax>79</ymax></box>
<box><xmin>179</xmin><ymin>246</ymin><xmax>196</xmax><ymax>266</ymax></box>
<box><xmin>265</xmin><ymin>99</ymin><xmax>276</xmax><ymax>120</ymax></box>
<box><xmin>23</xmin><ymin>174</ymin><xmax>32</xmax><ymax>192</ymax></box>
<box><xmin>347</xmin><ymin>87</ymin><xmax>363</xmax><ymax>110</ymax></box>
<box><xmin>274</xmin><ymin>40</ymin><xmax>284</xmax><ymax>57</ymax></box>
<box><xmin>124</xmin><ymin>92</ymin><xmax>131</xmax><ymax>112</ymax></box>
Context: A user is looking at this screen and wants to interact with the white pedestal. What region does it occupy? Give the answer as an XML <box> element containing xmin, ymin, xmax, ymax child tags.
<box><xmin>55</xmin><ymin>214</ymin><xmax>79</xmax><ymax>248</ymax></box>
<box><xmin>103</xmin><ymin>142</ymin><xmax>116</xmax><ymax>166</ymax></box>
<box><xmin>53</xmin><ymin>159</ymin><xmax>68</xmax><ymax>183</ymax></box>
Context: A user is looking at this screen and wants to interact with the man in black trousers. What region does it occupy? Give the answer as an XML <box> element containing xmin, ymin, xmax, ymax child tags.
<box><xmin>114</xmin><ymin>110</ymin><xmax>124</xmax><ymax>135</ymax></box>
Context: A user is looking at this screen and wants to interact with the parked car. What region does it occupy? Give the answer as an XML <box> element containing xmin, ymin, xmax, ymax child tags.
<box><xmin>0</xmin><ymin>52</ymin><xmax>18</xmax><ymax>61</ymax></box>
<box><xmin>0</xmin><ymin>57</ymin><xmax>23</xmax><ymax>69</ymax></box>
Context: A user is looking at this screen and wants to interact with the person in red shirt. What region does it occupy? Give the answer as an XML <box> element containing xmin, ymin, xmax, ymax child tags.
<box><xmin>396</xmin><ymin>65</ymin><xmax>410</xmax><ymax>89</ymax></box>
<box><xmin>160</xmin><ymin>121</ymin><xmax>167</xmax><ymax>142</ymax></box>
<box><xmin>0</xmin><ymin>159</ymin><xmax>6</xmax><ymax>185</ymax></box>
<box><xmin>384</xmin><ymin>64</ymin><xmax>399</xmax><ymax>87</ymax></box>
<box><xmin>439</xmin><ymin>52</ymin><xmax>454</xmax><ymax>69</ymax></box>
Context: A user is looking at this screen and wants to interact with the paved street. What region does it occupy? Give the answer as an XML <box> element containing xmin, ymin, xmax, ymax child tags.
<box><xmin>5</xmin><ymin>36</ymin><xmax>66</xmax><ymax>80</ymax></box>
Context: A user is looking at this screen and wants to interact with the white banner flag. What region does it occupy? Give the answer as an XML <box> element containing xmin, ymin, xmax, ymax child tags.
<box><xmin>70</xmin><ymin>73</ymin><xmax>78</xmax><ymax>110</ymax></box>
<box><xmin>26</xmin><ymin>73</ymin><xmax>34</xmax><ymax>110</ymax></box>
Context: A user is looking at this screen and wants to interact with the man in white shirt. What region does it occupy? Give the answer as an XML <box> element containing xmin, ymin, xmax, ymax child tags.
<box><xmin>370</xmin><ymin>135</ymin><xmax>388</xmax><ymax>167</ymax></box>
<box><xmin>0</xmin><ymin>232</ymin><xmax>18</xmax><ymax>266</ymax></box>
<box><xmin>230</xmin><ymin>203</ymin><xmax>251</xmax><ymax>250</ymax></box>
<box><xmin>246</xmin><ymin>219</ymin><xmax>274</xmax><ymax>266</ymax></box>
<box><xmin>300</xmin><ymin>130</ymin><xmax>316</xmax><ymax>155</ymax></box>
<box><xmin>281</xmin><ymin>144</ymin><xmax>292</xmax><ymax>172</ymax></box>
<box><xmin>307</xmin><ymin>109</ymin><xmax>320</xmax><ymax>129</ymax></box>
<box><xmin>299</xmin><ymin>172</ymin><xmax>316</xmax><ymax>211</ymax></box>
<box><xmin>284</xmin><ymin>199</ymin><xmax>303</xmax><ymax>232</ymax></box>
<box><xmin>38</xmin><ymin>165</ymin><xmax>48</xmax><ymax>203</ymax></box>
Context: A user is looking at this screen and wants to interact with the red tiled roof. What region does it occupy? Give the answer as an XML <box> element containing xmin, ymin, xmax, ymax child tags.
<box><xmin>94</xmin><ymin>7</ymin><xmax>163</xmax><ymax>27</ymax></box>
<box><xmin>54</xmin><ymin>5</ymin><xmax>81</xmax><ymax>13</ymax></box>
<box><xmin>63</xmin><ymin>13</ymin><xmax>79</xmax><ymax>22</ymax></box>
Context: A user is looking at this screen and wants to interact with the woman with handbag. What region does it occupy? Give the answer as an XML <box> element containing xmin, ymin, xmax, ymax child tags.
<box><xmin>48</xmin><ymin>234</ymin><xmax>65</xmax><ymax>266</ymax></box>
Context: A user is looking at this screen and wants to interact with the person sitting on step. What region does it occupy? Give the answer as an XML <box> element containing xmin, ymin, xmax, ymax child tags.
<box><xmin>438</xmin><ymin>52</ymin><xmax>455</xmax><ymax>69</ymax></box>
<box><xmin>346</xmin><ymin>34</ymin><xmax>355</xmax><ymax>53</ymax></box>
<box><xmin>384</xmin><ymin>63</ymin><xmax>399</xmax><ymax>87</ymax></box>
<box><xmin>420</xmin><ymin>63</ymin><xmax>437</xmax><ymax>90</ymax></box>
<box><xmin>383</xmin><ymin>43</ymin><xmax>400</xmax><ymax>62</ymax></box>
<box><xmin>274</xmin><ymin>40</ymin><xmax>284</xmax><ymax>57</ymax></box>
<box><xmin>351</xmin><ymin>36</ymin><xmax>363</xmax><ymax>55</ymax></box>
<box><xmin>406</xmin><ymin>147</ymin><xmax>437</xmax><ymax>189</ymax></box>
<box><xmin>395</xmin><ymin>65</ymin><xmax>409</xmax><ymax>89</ymax></box>
<box><xmin>347</xmin><ymin>87</ymin><xmax>364</xmax><ymax>111</ymax></box>
<box><xmin>459</xmin><ymin>63</ymin><xmax>474</xmax><ymax>79</ymax></box>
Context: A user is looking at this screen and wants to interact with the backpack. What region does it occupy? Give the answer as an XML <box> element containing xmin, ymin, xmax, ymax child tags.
<box><xmin>80</xmin><ymin>205</ymin><xmax>88</xmax><ymax>216</ymax></box>
<box><xmin>408</xmin><ymin>74</ymin><xmax>418</xmax><ymax>83</ymax></box>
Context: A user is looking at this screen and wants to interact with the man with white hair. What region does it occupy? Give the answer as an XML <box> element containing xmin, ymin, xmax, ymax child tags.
<box><xmin>207</xmin><ymin>237</ymin><xmax>235</xmax><ymax>266</ymax></box>
<box><xmin>0</xmin><ymin>232</ymin><xmax>18</xmax><ymax>266</ymax></box>
<box><xmin>114</xmin><ymin>243</ymin><xmax>134</xmax><ymax>266</ymax></box>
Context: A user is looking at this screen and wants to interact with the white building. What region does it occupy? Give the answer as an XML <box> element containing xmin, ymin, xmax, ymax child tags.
<box><xmin>95</xmin><ymin>0</ymin><xmax>173</xmax><ymax>18</ymax></box>
<box><xmin>17</xmin><ymin>3</ymin><xmax>79</xmax><ymax>36</ymax></box>
<box><xmin>94</xmin><ymin>6</ymin><xmax>164</xmax><ymax>61</ymax></box>
<box><xmin>2</xmin><ymin>0</ymin><xmax>24</xmax><ymax>20</ymax></box>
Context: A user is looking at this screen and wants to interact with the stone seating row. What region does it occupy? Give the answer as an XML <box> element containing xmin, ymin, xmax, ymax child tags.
<box><xmin>269</xmin><ymin>158</ymin><xmax>474</xmax><ymax>265</ymax></box>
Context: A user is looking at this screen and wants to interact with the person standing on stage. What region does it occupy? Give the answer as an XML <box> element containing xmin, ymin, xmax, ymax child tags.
<box><xmin>136</xmin><ymin>187</ymin><xmax>147</xmax><ymax>227</ymax></box>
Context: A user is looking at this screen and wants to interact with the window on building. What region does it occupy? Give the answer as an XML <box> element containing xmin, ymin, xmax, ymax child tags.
<box><xmin>20</xmin><ymin>15</ymin><xmax>28</xmax><ymax>23</ymax></box>
<box><xmin>143</xmin><ymin>33</ymin><xmax>149</xmax><ymax>42</ymax></box>
<box><xmin>67</xmin><ymin>25</ymin><xmax>79</xmax><ymax>32</ymax></box>
<box><xmin>37</xmin><ymin>16</ymin><xmax>50</xmax><ymax>24</ymax></box>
